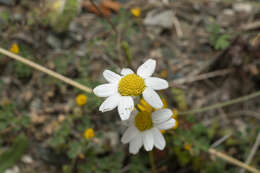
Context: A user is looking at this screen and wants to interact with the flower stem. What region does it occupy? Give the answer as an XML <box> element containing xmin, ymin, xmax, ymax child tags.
<box><xmin>149</xmin><ymin>150</ymin><xmax>156</xmax><ymax>173</ymax></box>
<box><xmin>0</xmin><ymin>47</ymin><xmax>92</xmax><ymax>93</ymax></box>
<box><xmin>179</xmin><ymin>91</ymin><xmax>260</xmax><ymax>115</ymax></box>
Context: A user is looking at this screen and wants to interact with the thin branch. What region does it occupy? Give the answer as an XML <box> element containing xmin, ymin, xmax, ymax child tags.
<box><xmin>179</xmin><ymin>91</ymin><xmax>260</xmax><ymax>115</ymax></box>
<box><xmin>209</xmin><ymin>149</ymin><xmax>260</xmax><ymax>173</ymax></box>
<box><xmin>0</xmin><ymin>48</ymin><xmax>92</xmax><ymax>93</ymax></box>
<box><xmin>170</xmin><ymin>68</ymin><xmax>233</xmax><ymax>86</ymax></box>
<box><xmin>210</xmin><ymin>133</ymin><xmax>232</xmax><ymax>148</ymax></box>
<box><xmin>240</xmin><ymin>132</ymin><xmax>260</xmax><ymax>173</ymax></box>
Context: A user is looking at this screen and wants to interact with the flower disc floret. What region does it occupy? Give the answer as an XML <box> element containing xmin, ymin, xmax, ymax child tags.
<box><xmin>134</xmin><ymin>111</ymin><xmax>153</xmax><ymax>131</ymax></box>
<box><xmin>118</xmin><ymin>74</ymin><xmax>145</xmax><ymax>96</ymax></box>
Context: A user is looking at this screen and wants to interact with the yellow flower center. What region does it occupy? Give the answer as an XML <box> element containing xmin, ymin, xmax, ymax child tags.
<box><xmin>76</xmin><ymin>94</ymin><xmax>88</xmax><ymax>106</ymax></box>
<box><xmin>84</xmin><ymin>128</ymin><xmax>95</xmax><ymax>140</ymax></box>
<box><xmin>118</xmin><ymin>74</ymin><xmax>145</xmax><ymax>96</ymax></box>
<box><xmin>134</xmin><ymin>111</ymin><xmax>153</xmax><ymax>131</ymax></box>
<box><xmin>10</xmin><ymin>43</ymin><xmax>19</xmax><ymax>54</ymax></box>
<box><xmin>131</xmin><ymin>8</ymin><xmax>141</xmax><ymax>17</ymax></box>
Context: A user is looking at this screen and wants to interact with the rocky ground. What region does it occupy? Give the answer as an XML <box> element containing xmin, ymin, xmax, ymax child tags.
<box><xmin>0</xmin><ymin>0</ymin><xmax>260</xmax><ymax>172</ymax></box>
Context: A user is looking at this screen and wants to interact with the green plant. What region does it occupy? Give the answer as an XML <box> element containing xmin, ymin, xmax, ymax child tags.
<box><xmin>0</xmin><ymin>134</ymin><xmax>29</xmax><ymax>172</ymax></box>
<box><xmin>208</xmin><ymin>23</ymin><xmax>232</xmax><ymax>50</ymax></box>
<box><xmin>0</xmin><ymin>104</ymin><xmax>30</xmax><ymax>132</ymax></box>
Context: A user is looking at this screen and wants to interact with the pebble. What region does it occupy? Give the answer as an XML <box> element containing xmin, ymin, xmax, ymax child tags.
<box><xmin>46</xmin><ymin>34</ymin><xmax>62</xmax><ymax>49</ymax></box>
<box><xmin>4</xmin><ymin>166</ymin><xmax>20</xmax><ymax>173</ymax></box>
<box><xmin>21</xmin><ymin>155</ymin><xmax>33</xmax><ymax>164</ymax></box>
<box><xmin>233</xmin><ymin>3</ymin><xmax>252</xmax><ymax>13</ymax></box>
<box><xmin>144</xmin><ymin>9</ymin><xmax>175</xmax><ymax>29</ymax></box>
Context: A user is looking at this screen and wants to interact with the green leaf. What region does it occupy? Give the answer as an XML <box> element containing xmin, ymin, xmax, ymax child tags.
<box><xmin>215</xmin><ymin>34</ymin><xmax>232</xmax><ymax>50</ymax></box>
<box><xmin>0</xmin><ymin>134</ymin><xmax>29</xmax><ymax>172</ymax></box>
<box><xmin>67</xmin><ymin>141</ymin><xmax>82</xmax><ymax>159</ymax></box>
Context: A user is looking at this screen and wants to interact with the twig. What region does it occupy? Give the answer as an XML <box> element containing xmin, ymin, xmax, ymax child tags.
<box><xmin>172</xmin><ymin>14</ymin><xmax>183</xmax><ymax>38</ymax></box>
<box><xmin>241</xmin><ymin>21</ymin><xmax>260</xmax><ymax>31</ymax></box>
<box><xmin>232</xmin><ymin>110</ymin><xmax>260</xmax><ymax>120</ymax></box>
<box><xmin>170</xmin><ymin>68</ymin><xmax>233</xmax><ymax>86</ymax></box>
<box><xmin>211</xmin><ymin>133</ymin><xmax>232</xmax><ymax>148</ymax></box>
<box><xmin>0</xmin><ymin>47</ymin><xmax>92</xmax><ymax>93</ymax></box>
<box><xmin>239</xmin><ymin>132</ymin><xmax>260</xmax><ymax>173</ymax></box>
<box><xmin>179</xmin><ymin>91</ymin><xmax>260</xmax><ymax>115</ymax></box>
<box><xmin>208</xmin><ymin>148</ymin><xmax>260</xmax><ymax>173</ymax></box>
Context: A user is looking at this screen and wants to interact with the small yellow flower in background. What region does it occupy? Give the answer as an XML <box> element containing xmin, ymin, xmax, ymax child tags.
<box><xmin>10</xmin><ymin>43</ymin><xmax>19</xmax><ymax>54</ymax></box>
<box><xmin>76</xmin><ymin>94</ymin><xmax>88</xmax><ymax>106</ymax></box>
<box><xmin>160</xmin><ymin>69</ymin><xmax>168</xmax><ymax>78</ymax></box>
<box><xmin>131</xmin><ymin>8</ymin><xmax>141</xmax><ymax>17</ymax></box>
<box><xmin>84</xmin><ymin>128</ymin><xmax>95</xmax><ymax>140</ymax></box>
<box><xmin>78</xmin><ymin>153</ymin><xmax>85</xmax><ymax>159</ymax></box>
<box><xmin>184</xmin><ymin>143</ymin><xmax>191</xmax><ymax>151</ymax></box>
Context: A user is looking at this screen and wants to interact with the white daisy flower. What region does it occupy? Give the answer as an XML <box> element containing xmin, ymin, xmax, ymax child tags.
<box><xmin>121</xmin><ymin>108</ymin><xmax>176</xmax><ymax>154</ymax></box>
<box><xmin>93</xmin><ymin>59</ymin><xmax>169</xmax><ymax>120</ymax></box>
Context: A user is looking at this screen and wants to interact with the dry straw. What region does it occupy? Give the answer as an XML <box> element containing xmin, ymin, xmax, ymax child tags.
<box><xmin>0</xmin><ymin>48</ymin><xmax>92</xmax><ymax>93</ymax></box>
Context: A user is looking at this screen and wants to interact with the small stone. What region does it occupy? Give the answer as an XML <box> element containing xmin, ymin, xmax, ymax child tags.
<box><xmin>21</xmin><ymin>155</ymin><xmax>33</xmax><ymax>164</ymax></box>
<box><xmin>13</xmin><ymin>13</ymin><xmax>24</xmax><ymax>22</ymax></box>
<box><xmin>4</xmin><ymin>166</ymin><xmax>20</xmax><ymax>173</ymax></box>
<box><xmin>58</xmin><ymin>114</ymin><xmax>65</xmax><ymax>122</ymax></box>
<box><xmin>144</xmin><ymin>9</ymin><xmax>175</xmax><ymax>29</ymax></box>
<box><xmin>46</xmin><ymin>34</ymin><xmax>62</xmax><ymax>49</ymax></box>
<box><xmin>233</xmin><ymin>3</ymin><xmax>252</xmax><ymax>13</ymax></box>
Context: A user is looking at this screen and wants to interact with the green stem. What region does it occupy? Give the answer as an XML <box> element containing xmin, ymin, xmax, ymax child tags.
<box><xmin>179</xmin><ymin>91</ymin><xmax>260</xmax><ymax>115</ymax></box>
<box><xmin>121</xmin><ymin>41</ymin><xmax>134</xmax><ymax>68</ymax></box>
<box><xmin>149</xmin><ymin>151</ymin><xmax>156</xmax><ymax>173</ymax></box>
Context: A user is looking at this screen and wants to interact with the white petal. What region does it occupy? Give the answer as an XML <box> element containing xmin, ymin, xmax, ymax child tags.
<box><xmin>143</xmin><ymin>130</ymin><xmax>154</xmax><ymax>151</ymax></box>
<box><xmin>129</xmin><ymin>134</ymin><xmax>142</xmax><ymax>154</ymax></box>
<box><xmin>152</xmin><ymin>109</ymin><xmax>172</xmax><ymax>124</ymax></box>
<box><xmin>142</xmin><ymin>87</ymin><xmax>163</xmax><ymax>109</ymax></box>
<box><xmin>99</xmin><ymin>94</ymin><xmax>120</xmax><ymax>112</ymax></box>
<box><xmin>156</xmin><ymin>119</ymin><xmax>176</xmax><ymax>130</ymax></box>
<box><xmin>103</xmin><ymin>70</ymin><xmax>121</xmax><ymax>83</ymax></box>
<box><xmin>121</xmin><ymin>68</ymin><xmax>134</xmax><ymax>76</ymax></box>
<box><xmin>145</xmin><ymin>77</ymin><xmax>169</xmax><ymax>90</ymax></box>
<box><xmin>121</xmin><ymin>126</ymin><xmax>139</xmax><ymax>144</ymax></box>
<box><xmin>137</xmin><ymin>59</ymin><xmax>156</xmax><ymax>78</ymax></box>
<box><xmin>93</xmin><ymin>84</ymin><xmax>117</xmax><ymax>97</ymax></box>
<box><xmin>118</xmin><ymin>96</ymin><xmax>134</xmax><ymax>120</ymax></box>
<box><xmin>152</xmin><ymin>128</ymin><xmax>166</xmax><ymax>150</ymax></box>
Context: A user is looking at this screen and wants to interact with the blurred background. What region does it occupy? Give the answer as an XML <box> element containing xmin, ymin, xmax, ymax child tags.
<box><xmin>0</xmin><ymin>0</ymin><xmax>260</xmax><ymax>172</ymax></box>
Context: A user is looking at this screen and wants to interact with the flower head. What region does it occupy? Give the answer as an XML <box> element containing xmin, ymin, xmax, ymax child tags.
<box><xmin>76</xmin><ymin>94</ymin><xmax>88</xmax><ymax>106</ymax></box>
<box><xmin>10</xmin><ymin>43</ymin><xmax>19</xmax><ymax>54</ymax></box>
<box><xmin>184</xmin><ymin>143</ymin><xmax>191</xmax><ymax>151</ymax></box>
<box><xmin>93</xmin><ymin>59</ymin><xmax>169</xmax><ymax>120</ymax></box>
<box><xmin>121</xmin><ymin>108</ymin><xmax>176</xmax><ymax>154</ymax></box>
<box><xmin>84</xmin><ymin>128</ymin><xmax>95</xmax><ymax>140</ymax></box>
<box><xmin>131</xmin><ymin>8</ymin><xmax>141</xmax><ymax>17</ymax></box>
